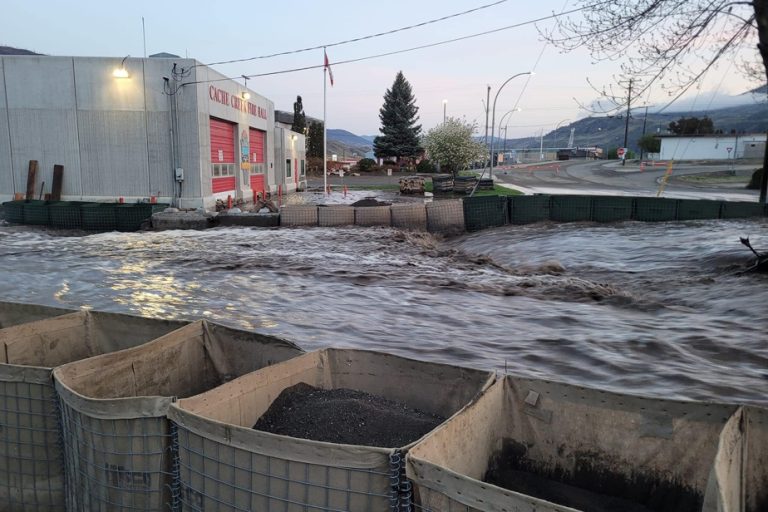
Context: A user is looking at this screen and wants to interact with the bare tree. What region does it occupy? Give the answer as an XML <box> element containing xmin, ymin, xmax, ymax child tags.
<box><xmin>542</xmin><ymin>0</ymin><xmax>768</xmax><ymax>202</ymax></box>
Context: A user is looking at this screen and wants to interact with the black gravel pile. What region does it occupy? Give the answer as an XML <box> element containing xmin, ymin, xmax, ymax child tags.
<box><xmin>253</xmin><ymin>382</ymin><xmax>445</xmax><ymax>447</ymax></box>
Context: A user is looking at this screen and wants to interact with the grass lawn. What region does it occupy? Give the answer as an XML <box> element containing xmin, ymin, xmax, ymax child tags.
<box><xmin>424</xmin><ymin>182</ymin><xmax>522</xmax><ymax>196</ymax></box>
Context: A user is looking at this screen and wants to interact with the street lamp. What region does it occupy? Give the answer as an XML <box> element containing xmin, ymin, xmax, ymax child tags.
<box><xmin>442</xmin><ymin>99</ymin><xmax>448</xmax><ymax>123</ymax></box>
<box><xmin>490</xmin><ymin>72</ymin><xmax>533</xmax><ymax>179</ymax></box>
<box><xmin>498</xmin><ymin>107</ymin><xmax>522</xmax><ymax>157</ymax></box>
<box><xmin>552</xmin><ymin>118</ymin><xmax>571</xmax><ymax>149</ymax></box>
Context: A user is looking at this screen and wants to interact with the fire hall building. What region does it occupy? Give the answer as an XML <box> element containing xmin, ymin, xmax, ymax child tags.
<box><xmin>0</xmin><ymin>54</ymin><xmax>306</xmax><ymax>209</ymax></box>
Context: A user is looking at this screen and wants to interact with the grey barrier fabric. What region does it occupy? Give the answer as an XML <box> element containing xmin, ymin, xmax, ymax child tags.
<box><xmin>53</xmin><ymin>320</ymin><xmax>304</xmax><ymax>512</ymax></box>
<box><xmin>318</xmin><ymin>206</ymin><xmax>355</xmax><ymax>227</ymax></box>
<box><xmin>354</xmin><ymin>206</ymin><xmax>392</xmax><ymax>227</ymax></box>
<box><xmin>391</xmin><ymin>204</ymin><xmax>427</xmax><ymax>230</ymax></box>
<box><xmin>168</xmin><ymin>348</ymin><xmax>495</xmax><ymax>512</ymax></box>
<box><xmin>426</xmin><ymin>200</ymin><xmax>465</xmax><ymax>235</ymax></box>
<box><xmin>407</xmin><ymin>376</ymin><xmax>746</xmax><ymax>512</ymax></box>
<box><xmin>0</xmin><ymin>310</ymin><xmax>187</xmax><ymax>512</ymax></box>
<box><xmin>0</xmin><ymin>300</ymin><xmax>73</xmax><ymax>329</ymax></box>
<box><xmin>746</xmin><ymin>406</ymin><xmax>768</xmax><ymax>512</ymax></box>
<box><xmin>280</xmin><ymin>205</ymin><xmax>318</xmax><ymax>226</ymax></box>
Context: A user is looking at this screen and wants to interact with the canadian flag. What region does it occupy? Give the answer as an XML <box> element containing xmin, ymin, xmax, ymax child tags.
<box><xmin>324</xmin><ymin>50</ymin><xmax>334</xmax><ymax>87</ymax></box>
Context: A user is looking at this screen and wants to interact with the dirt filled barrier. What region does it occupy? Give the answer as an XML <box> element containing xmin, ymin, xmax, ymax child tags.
<box><xmin>462</xmin><ymin>196</ymin><xmax>508</xmax><ymax>232</ymax></box>
<box><xmin>746</xmin><ymin>406</ymin><xmax>768</xmax><ymax>512</ymax></box>
<box><xmin>318</xmin><ymin>205</ymin><xmax>355</xmax><ymax>227</ymax></box>
<box><xmin>0</xmin><ymin>300</ymin><xmax>73</xmax><ymax>329</ymax></box>
<box><xmin>53</xmin><ymin>320</ymin><xmax>303</xmax><ymax>512</ymax></box>
<box><xmin>391</xmin><ymin>203</ymin><xmax>427</xmax><ymax>230</ymax></box>
<box><xmin>426</xmin><ymin>199</ymin><xmax>465</xmax><ymax>234</ymax></box>
<box><xmin>280</xmin><ymin>205</ymin><xmax>318</xmax><ymax>227</ymax></box>
<box><xmin>407</xmin><ymin>376</ymin><xmax>748</xmax><ymax>512</ymax></box>
<box><xmin>0</xmin><ymin>310</ymin><xmax>187</xmax><ymax>512</ymax></box>
<box><xmin>167</xmin><ymin>348</ymin><xmax>494</xmax><ymax>512</ymax></box>
<box><xmin>355</xmin><ymin>205</ymin><xmax>392</xmax><ymax>227</ymax></box>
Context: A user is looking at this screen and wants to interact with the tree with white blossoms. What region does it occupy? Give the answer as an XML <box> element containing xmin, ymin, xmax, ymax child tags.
<box><xmin>422</xmin><ymin>118</ymin><xmax>486</xmax><ymax>177</ymax></box>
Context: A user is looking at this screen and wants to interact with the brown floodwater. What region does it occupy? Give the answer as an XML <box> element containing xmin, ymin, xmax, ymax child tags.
<box><xmin>0</xmin><ymin>218</ymin><xmax>766</xmax><ymax>405</ymax></box>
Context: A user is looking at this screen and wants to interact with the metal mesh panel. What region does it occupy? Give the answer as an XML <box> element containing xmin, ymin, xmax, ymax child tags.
<box><xmin>0</xmin><ymin>376</ymin><xmax>65</xmax><ymax>512</ymax></box>
<box><xmin>591</xmin><ymin>197</ymin><xmax>634</xmax><ymax>223</ymax></box>
<box><xmin>550</xmin><ymin>195</ymin><xmax>593</xmax><ymax>222</ymax></box>
<box><xmin>49</xmin><ymin>202</ymin><xmax>85</xmax><ymax>229</ymax></box>
<box><xmin>2</xmin><ymin>201</ymin><xmax>26</xmax><ymax>224</ymax></box>
<box><xmin>509</xmin><ymin>196</ymin><xmax>551</xmax><ymax>225</ymax></box>
<box><xmin>354</xmin><ymin>206</ymin><xmax>392</xmax><ymax>227</ymax></box>
<box><xmin>175</xmin><ymin>425</ymin><xmax>392</xmax><ymax>512</ymax></box>
<box><xmin>280</xmin><ymin>205</ymin><xmax>318</xmax><ymax>227</ymax></box>
<box><xmin>426</xmin><ymin>200</ymin><xmax>465</xmax><ymax>234</ymax></box>
<box><xmin>22</xmin><ymin>201</ymin><xmax>51</xmax><ymax>226</ymax></box>
<box><xmin>116</xmin><ymin>204</ymin><xmax>169</xmax><ymax>232</ymax></box>
<box><xmin>632</xmin><ymin>197</ymin><xmax>677</xmax><ymax>222</ymax></box>
<box><xmin>58</xmin><ymin>402</ymin><xmax>173</xmax><ymax>512</ymax></box>
<box><xmin>676</xmin><ymin>199</ymin><xmax>722</xmax><ymax>221</ymax></box>
<box><xmin>81</xmin><ymin>203</ymin><xmax>118</xmax><ymax>232</ymax></box>
<box><xmin>719</xmin><ymin>201</ymin><xmax>765</xmax><ymax>219</ymax></box>
<box><xmin>390</xmin><ymin>204</ymin><xmax>427</xmax><ymax>231</ymax></box>
<box><xmin>462</xmin><ymin>196</ymin><xmax>507</xmax><ymax>232</ymax></box>
<box><xmin>318</xmin><ymin>206</ymin><xmax>355</xmax><ymax>227</ymax></box>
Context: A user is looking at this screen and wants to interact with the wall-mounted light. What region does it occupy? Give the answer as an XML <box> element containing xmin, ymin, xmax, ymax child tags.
<box><xmin>291</xmin><ymin>134</ymin><xmax>297</xmax><ymax>141</ymax></box>
<box><xmin>113</xmin><ymin>55</ymin><xmax>130</xmax><ymax>78</ymax></box>
<box><xmin>241</xmin><ymin>91</ymin><xmax>251</xmax><ymax>100</ymax></box>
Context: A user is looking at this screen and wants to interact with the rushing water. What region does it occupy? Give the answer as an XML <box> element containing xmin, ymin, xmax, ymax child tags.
<box><xmin>0</xmin><ymin>218</ymin><xmax>766</xmax><ymax>405</ymax></box>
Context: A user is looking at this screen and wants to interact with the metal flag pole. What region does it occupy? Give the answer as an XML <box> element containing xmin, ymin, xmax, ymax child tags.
<box><xmin>323</xmin><ymin>48</ymin><xmax>328</xmax><ymax>195</ymax></box>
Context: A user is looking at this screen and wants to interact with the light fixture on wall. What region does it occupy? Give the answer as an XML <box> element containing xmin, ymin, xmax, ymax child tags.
<box><xmin>242</xmin><ymin>91</ymin><xmax>251</xmax><ymax>100</ymax></box>
<box><xmin>291</xmin><ymin>134</ymin><xmax>297</xmax><ymax>141</ymax></box>
<box><xmin>113</xmin><ymin>56</ymin><xmax>130</xmax><ymax>78</ymax></box>
<box><xmin>241</xmin><ymin>75</ymin><xmax>250</xmax><ymax>100</ymax></box>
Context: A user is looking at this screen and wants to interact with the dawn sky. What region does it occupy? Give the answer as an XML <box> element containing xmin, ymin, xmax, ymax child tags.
<box><xmin>1</xmin><ymin>0</ymin><xmax>760</xmax><ymax>137</ymax></box>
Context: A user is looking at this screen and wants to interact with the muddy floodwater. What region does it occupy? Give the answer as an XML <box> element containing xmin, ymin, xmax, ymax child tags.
<box><xmin>0</xmin><ymin>218</ymin><xmax>766</xmax><ymax>405</ymax></box>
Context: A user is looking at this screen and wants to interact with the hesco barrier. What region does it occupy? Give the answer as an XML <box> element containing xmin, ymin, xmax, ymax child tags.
<box><xmin>0</xmin><ymin>310</ymin><xmax>186</xmax><ymax>512</ymax></box>
<box><xmin>355</xmin><ymin>205</ymin><xmax>392</xmax><ymax>226</ymax></box>
<box><xmin>406</xmin><ymin>376</ymin><xmax>755</xmax><ymax>512</ymax></box>
<box><xmin>634</xmin><ymin>197</ymin><xmax>678</xmax><ymax>222</ymax></box>
<box><xmin>391</xmin><ymin>203</ymin><xmax>427</xmax><ymax>230</ymax></box>
<box><xmin>720</xmin><ymin>201</ymin><xmax>765</xmax><ymax>219</ymax></box>
<box><xmin>591</xmin><ymin>196</ymin><xmax>634</xmax><ymax>222</ymax></box>
<box><xmin>677</xmin><ymin>199</ymin><xmax>722</xmax><ymax>220</ymax></box>
<box><xmin>115</xmin><ymin>204</ymin><xmax>169</xmax><ymax>232</ymax></box>
<box><xmin>463</xmin><ymin>196</ymin><xmax>507</xmax><ymax>231</ymax></box>
<box><xmin>53</xmin><ymin>320</ymin><xmax>303</xmax><ymax>512</ymax></box>
<box><xmin>22</xmin><ymin>200</ymin><xmax>51</xmax><ymax>226</ymax></box>
<box><xmin>509</xmin><ymin>195</ymin><xmax>551</xmax><ymax>224</ymax></box>
<box><xmin>49</xmin><ymin>201</ymin><xmax>85</xmax><ymax>229</ymax></box>
<box><xmin>550</xmin><ymin>195</ymin><xmax>593</xmax><ymax>222</ymax></box>
<box><xmin>1</xmin><ymin>200</ymin><xmax>26</xmax><ymax>223</ymax></box>
<box><xmin>318</xmin><ymin>205</ymin><xmax>355</xmax><ymax>227</ymax></box>
<box><xmin>426</xmin><ymin>199</ymin><xmax>465</xmax><ymax>234</ymax></box>
<box><xmin>167</xmin><ymin>348</ymin><xmax>494</xmax><ymax>512</ymax></box>
<box><xmin>280</xmin><ymin>205</ymin><xmax>318</xmax><ymax>226</ymax></box>
<box><xmin>0</xmin><ymin>300</ymin><xmax>73</xmax><ymax>329</ymax></box>
<box><xmin>746</xmin><ymin>406</ymin><xmax>768</xmax><ymax>511</ymax></box>
<box><xmin>81</xmin><ymin>203</ymin><xmax>118</xmax><ymax>231</ymax></box>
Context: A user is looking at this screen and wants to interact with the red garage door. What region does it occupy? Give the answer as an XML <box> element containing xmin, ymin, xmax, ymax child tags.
<box><xmin>249</xmin><ymin>128</ymin><xmax>266</xmax><ymax>196</ymax></box>
<box><xmin>210</xmin><ymin>118</ymin><xmax>236</xmax><ymax>194</ymax></box>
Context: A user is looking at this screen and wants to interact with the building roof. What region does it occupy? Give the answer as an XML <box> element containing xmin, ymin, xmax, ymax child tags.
<box><xmin>657</xmin><ymin>132</ymin><xmax>767</xmax><ymax>138</ymax></box>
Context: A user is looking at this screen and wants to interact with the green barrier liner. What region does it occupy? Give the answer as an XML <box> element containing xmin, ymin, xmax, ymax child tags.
<box><xmin>49</xmin><ymin>201</ymin><xmax>86</xmax><ymax>229</ymax></box>
<box><xmin>509</xmin><ymin>195</ymin><xmax>551</xmax><ymax>225</ymax></box>
<box><xmin>633</xmin><ymin>197</ymin><xmax>677</xmax><ymax>222</ymax></box>
<box><xmin>463</xmin><ymin>195</ymin><xmax>508</xmax><ymax>231</ymax></box>
<box><xmin>720</xmin><ymin>201</ymin><xmax>764</xmax><ymax>219</ymax></box>
<box><xmin>550</xmin><ymin>195</ymin><xmax>593</xmax><ymax>222</ymax></box>
<box><xmin>23</xmin><ymin>200</ymin><xmax>53</xmax><ymax>226</ymax></box>
<box><xmin>1</xmin><ymin>200</ymin><xmax>26</xmax><ymax>223</ymax></box>
<box><xmin>115</xmin><ymin>204</ymin><xmax>168</xmax><ymax>232</ymax></box>
<box><xmin>592</xmin><ymin>196</ymin><xmax>634</xmax><ymax>222</ymax></box>
<box><xmin>676</xmin><ymin>199</ymin><xmax>722</xmax><ymax>221</ymax></box>
<box><xmin>80</xmin><ymin>203</ymin><xmax>117</xmax><ymax>231</ymax></box>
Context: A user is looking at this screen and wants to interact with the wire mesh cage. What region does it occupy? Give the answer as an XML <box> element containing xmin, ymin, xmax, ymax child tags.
<box><xmin>719</xmin><ymin>201</ymin><xmax>765</xmax><ymax>219</ymax></box>
<box><xmin>354</xmin><ymin>206</ymin><xmax>392</xmax><ymax>227</ymax></box>
<box><xmin>509</xmin><ymin>195</ymin><xmax>551</xmax><ymax>225</ymax></box>
<box><xmin>318</xmin><ymin>206</ymin><xmax>355</xmax><ymax>227</ymax></box>
<box><xmin>675</xmin><ymin>199</ymin><xmax>722</xmax><ymax>221</ymax></box>
<box><xmin>168</xmin><ymin>349</ymin><xmax>494</xmax><ymax>512</ymax></box>
<box><xmin>53</xmin><ymin>320</ymin><xmax>303</xmax><ymax>512</ymax></box>
<box><xmin>115</xmin><ymin>204</ymin><xmax>169</xmax><ymax>232</ymax></box>
<box><xmin>80</xmin><ymin>203</ymin><xmax>118</xmax><ymax>232</ymax></box>
<box><xmin>49</xmin><ymin>201</ymin><xmax>86</xmax><ymax>230</ymax></box>
<box><xmin>0</xmin><ymin>310</ymin><xmax>186</xmax><ymax>512</ymax></box>
<box><xmin>632</xmin><ymin>197</ymin><xmax>678</xmax><ymax>222</ymax></box>
<box><xmin>2</xmin><ymin>200</ymin><xmax>26</xmax><ymax>224</ymax></box>
<box><xmin>462</xmin><ymin>196</ymin><xmax>508</xmax><ymax>232</ymax></box>
<box><xmin>591</xmin><ymin>196</ymin><xmax>634</xmax><ymax>223</ymax></box>
<box><xmin>391</xmin><ymin>204</ymin><xmax>427</xmax><ymax>231</ymax></box>
<box><xmin>550</xmin><ymin>195</ymin><xmax>593</xmax><ymax>223</ymax></box>
<box><xmin>22</xmin><ymin>200</ymin><xmax>52</xmax><ymax>226</ymax></box>
<box><xmin>280</xmin><ymin>205</ymin><xmax>319</xmax><ymax>227</ymax></box>
<box><xmin>426</xmin><ymin>200</ymin><xmax>465</xmax><ymax>234</ymax></box>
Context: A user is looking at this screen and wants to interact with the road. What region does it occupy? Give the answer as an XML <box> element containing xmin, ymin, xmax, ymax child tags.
<box><xmin>493</xmin><ymin>159</ymin><xmax>761</xmax><ymax>201</ymax></box>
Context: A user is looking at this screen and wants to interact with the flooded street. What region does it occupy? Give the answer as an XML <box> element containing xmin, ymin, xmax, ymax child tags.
<box><xmin>0</xmin><ymin>218</ymin><xmax>766</xmax><ymax>405</ymax></box>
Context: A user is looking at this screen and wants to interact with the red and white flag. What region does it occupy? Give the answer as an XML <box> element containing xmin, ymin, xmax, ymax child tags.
<box><xmin>324</xmin><ymin>50</ymin><xmax>334</xmax><ymax>87</ymax></box>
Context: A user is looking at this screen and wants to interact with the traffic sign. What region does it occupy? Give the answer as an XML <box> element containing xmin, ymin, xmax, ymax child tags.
<box><xmin>617</xmin><ymin>147</ymin><xmax>626</xmax><ymax>158</ymax></box>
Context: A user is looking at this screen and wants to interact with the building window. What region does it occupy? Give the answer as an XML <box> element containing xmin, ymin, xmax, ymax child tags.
<box><xmin>300</xmin><ymin>160</ymin><xmax>305</xmax><ymax>176</ymax></box>
<box><xmin>286</xmin><ymin>159</ymin><xmax>292</xmax><ymax>178</ymax></box>
<box><xmin>212</xmin><ymin>163</ymin><xmax>236</xmax><ymax>177</ymax></box>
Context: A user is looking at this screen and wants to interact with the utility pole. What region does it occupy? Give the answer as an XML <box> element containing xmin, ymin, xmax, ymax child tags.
<box><xmin>622</xmin><ymin>79</ymin><xmax>632</xmax><ymax>166</ymax></box>
<box><xmin>484</xmin><ymin>85</ymin><xmax>490</xmax><ymax>170</ymax></box>
<box><xmin>639</xmin><ymin>105</ymin><xmax>649</xmax><ymax>161</ymax></box>
<box><xmin>539</xmin><ymin>128</ymin><xmax>544</xmax><ymax>161</ymax></box>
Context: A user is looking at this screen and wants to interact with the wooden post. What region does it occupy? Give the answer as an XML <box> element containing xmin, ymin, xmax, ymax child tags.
<box><xmin>25</xmin><ymin>160</ymin><xmax>38</xmax><ymax>201</ymax></box>
<box><xmin>51</xmin><ymin>165</ymin><xmax>64</xmax><ymax>201</ymax></box>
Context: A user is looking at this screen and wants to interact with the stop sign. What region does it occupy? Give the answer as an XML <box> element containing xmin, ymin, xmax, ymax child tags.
<box><xmin>617</xmin><ymin>147</ymin><xmax>626</xmax><ymax>158</ymax></box>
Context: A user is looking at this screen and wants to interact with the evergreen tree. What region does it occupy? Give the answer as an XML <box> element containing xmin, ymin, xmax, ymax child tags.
<box><xmin>306</xmin><ymin>121</ymin><xmax>324</xmax><ymax>158</ymax></box>
<box><xmin>291</xmin><ymin>95</ymin><xmax>306</xmax><ymax>134</ymax></box>
<box><xmin>373</xmin><ymin>72</ymin><xmax>422</xmax><ymax>161</ymax></box>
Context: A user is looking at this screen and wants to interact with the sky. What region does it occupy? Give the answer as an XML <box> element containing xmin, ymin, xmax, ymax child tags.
<box><xmin>1</xmin><ymin>0</ymin><xmax>762</xmax><ymax>138</ymax></box>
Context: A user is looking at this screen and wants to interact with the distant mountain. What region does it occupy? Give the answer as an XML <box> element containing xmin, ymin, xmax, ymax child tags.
<box><xmin>327</xmin><ymin>129</ymin><xmax>373</xmax><ymax>149</ymax></box>
<box><xmin>0</xmin><ymin>46</ymin><xmax>41</xmax><ymax>55</ymax></box>
<box><xmin>326</xmin><ymin>129</ymin><xmax>372</xmax><ymax>158</ymax></box>
<box><xmin>360</xmin><ymin>135</ymin><xmax>377</xmax><ymax>143</ymax></box>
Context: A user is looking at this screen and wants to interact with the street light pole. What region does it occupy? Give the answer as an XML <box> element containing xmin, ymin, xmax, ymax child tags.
<box><xmin>490</xmin><ymin>72</ymin><xmax>532</xmax><ymax>180</ymax></box>
<box><xmin>622</xmin><ymin>79</ymin><xmax>633</xmax><ymax>166</ymax></box>
<box><xmin>442</xmin><ymin>99</ymin><xmax>448</xmax><ymax>123</ymax></box>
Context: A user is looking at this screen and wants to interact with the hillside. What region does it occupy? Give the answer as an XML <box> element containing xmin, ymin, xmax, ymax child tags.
<box><xmin>0</xmin><ymin>46</ymin><xmax>41</xmax><ymax>55</ymax></box>
<box><xmin>326</xmin><ymin>129</ymin><xmax>372</xmax><ymax>158</ymax></box>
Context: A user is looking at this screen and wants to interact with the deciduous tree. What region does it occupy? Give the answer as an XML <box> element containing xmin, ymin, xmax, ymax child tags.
<box><xmin>422</xmin><ymin>118</ymin><xmax>486</xmax><ymax>176</ymax></box>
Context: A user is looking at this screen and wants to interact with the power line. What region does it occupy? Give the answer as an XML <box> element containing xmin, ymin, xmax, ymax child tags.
<box><xmin>181</xmin><ymin>2</ymin><xmax>608</xmax><ymax>88</ymax></box>
<box><xmin>203</xmin><ymin>0</ymin><xmax>509</xmax><ymax>67</ymax></box>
